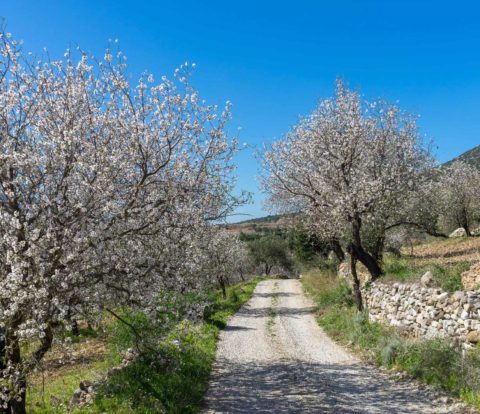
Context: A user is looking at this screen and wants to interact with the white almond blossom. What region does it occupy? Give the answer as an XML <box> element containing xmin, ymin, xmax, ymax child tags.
<box><xmin>0</xmin><ymin>32</ymin><xmax>241</xmax><ymax>412</ymax></box>
<box><xmin>261</xmin><ymin>81</ymin><xmax>432</xmax><ymax>309</ymax></box>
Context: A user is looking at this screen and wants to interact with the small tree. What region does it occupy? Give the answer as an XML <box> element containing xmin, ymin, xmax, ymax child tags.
<box><xmin>205</xmin><ymin>230</ymin><xmax>252</xmax><ymax>298</ymax></box>
<box><xmin>248</xmin><ymin>236</ymin><xmax>293</xmax><ymax>275</ymax></box>
<box><xmin>438</xmin><ymin>161</ymin><xmax>480</xmax><ymax>235</ymax></box>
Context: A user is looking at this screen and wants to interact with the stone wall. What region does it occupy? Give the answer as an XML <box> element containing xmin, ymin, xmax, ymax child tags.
<box><xmin>363</xmin><ymin>282</ymin><xmax>480</xmax><ymax>346</ymax></box>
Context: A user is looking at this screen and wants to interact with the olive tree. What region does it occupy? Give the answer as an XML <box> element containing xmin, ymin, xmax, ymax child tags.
<box><xmin>248</xmin><ymin>236</ymin><xmax>293</xmax><ymax>276</ymax></box>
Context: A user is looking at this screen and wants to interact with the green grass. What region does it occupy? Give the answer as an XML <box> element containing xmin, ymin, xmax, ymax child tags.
<box><xmin>302</xmin><ymin>269</ymin><xmax>480</xmax><ymax>409</ymax></box>
<box><xmin>27</xmin><ymin>354</ymin><xmax>113</xmax><ymax>414</ymax></box>
<box><xmin>382</xmin><ymin>255</ymin><xmax>469</xmax><ymax>292</ymax></box>
<box><xmin>27</xmin><ymin>277</ymin><xmax>263</xmax><ymax>414</ymax></box>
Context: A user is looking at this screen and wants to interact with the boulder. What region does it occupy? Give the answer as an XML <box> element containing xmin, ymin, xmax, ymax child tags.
<box><xmin>70</xmin><ymin>381</ymin><xmax>95</xmax><ymax>407</ymax></box>
<box><xmin>466</xmin><ymin>330</ymin><xmax>480</xmax><ymax>344</ymax></box>
<box><xmin>449</xmin><ymin>227</ymin><xmax>467</xmax><ymax>238</ymax></box>
<box><xmin>471</xmin><ymin>227</ymin><xmax>480</xmax><ymax>236</ymax></box>
<box><xmin>461</xmin><ymin>262</ymin><xmax>480</xmax><ymax>291</ymax></box>
<box><xmin>420</xmin><ymin>271</ymin><xmax>434</xmax><ymax>287</ymax></box>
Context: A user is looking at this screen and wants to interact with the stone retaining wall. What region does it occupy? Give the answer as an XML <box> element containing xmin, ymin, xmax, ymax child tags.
<box><xmin>363</xmin><ymin>282</ymin><xmax>480</xmax><ymax>346</ymax></box>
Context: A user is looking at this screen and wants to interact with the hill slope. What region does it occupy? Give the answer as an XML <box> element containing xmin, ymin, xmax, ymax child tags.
<box><xmin>444</xmin><ymin>145</ymin><xmax>480</xmax><ymax>168</ymax></box>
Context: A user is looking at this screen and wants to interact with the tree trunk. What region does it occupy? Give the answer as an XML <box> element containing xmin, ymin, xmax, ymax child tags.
<box><xmin>0</xmin><ymin>327</ymin><xmax>7</xmax><ymax>413</ymax></box>
<box><xmin>329</xmin><ymin>239</ymin><xmax>345</xmax><ymax>262</ymax></box>
<box><xmin>371</xmin><ymin>232</ymin><xmax>385</xmax><ymax>263</ymax></box>
<box><xmin>462</xmin><ymin>211</ymin><xmax>471</xmax><ymax>236</ymax></box>
<box><xmin>350</xmin><ymin>215</ymin><xmax>382</xmax><ymax>280</ymax></box>
<box><xmin>5</xmin><ymin>333</ymin><xmax>26</xmax><ymax>414</ymax></box>
<box><xmin>219</xmin><ymin>278</ymin><xmax>227</xmax><ymax>299</ymax></box>
<box><xmin>239</xmin><ymin>269</ymin><xmax>245</xmax><ymax>282</ymax></box>
<box><xmin>71</xmin><ymin>320</ymin><xmax>80</xmax><ymax>336</ymax></box>
<box><xmin>350</xmin><ymin>254</ymin><xmax>364</xmax><ymax>312</ymax></box>
<box><xmin>349</xmin><ymin>243</ymin><xmax>383</xmax><ymax>281</ymax></box>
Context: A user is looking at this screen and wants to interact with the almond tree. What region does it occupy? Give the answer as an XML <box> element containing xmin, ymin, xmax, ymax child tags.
<box><xmin>437</xmin><ymin>161</ymin><xmax>480</xmax><ymax>236</ymax></box>
<box><xmin>262</xmin><ymin>81</ymin><xmax>431</xmax><ymax>310</ymax></box>
<box><xmin>0</xmin><ymin>32</ymin><xmax>240</xmax><ymax>413</ymax></box>
<box><xmin>204</xmin><ymin>230</ymin><xmax>252</xmax><ymax>298</ymax></box>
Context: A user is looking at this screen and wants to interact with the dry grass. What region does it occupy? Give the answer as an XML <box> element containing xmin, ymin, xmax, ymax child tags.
<box><xmin>405</xmin><ymin>237</ymin><xmax>480</xmax><ymax>267</ymax></box>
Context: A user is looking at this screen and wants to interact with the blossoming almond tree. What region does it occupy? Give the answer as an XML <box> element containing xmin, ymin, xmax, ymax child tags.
<box><xmin>203</xmin><ymin>229</ymin><xmax>253</xmax><ymax>298</ymax></box>
<box><xmin>261</xmin><ymin>81</ymin><xmax>431</xmax><ymax>310</ymax></box>
<box><xmin>0</xmin><ymin>32</ymin><xmax>241</xmax><ymax>413</ymax></box>
<box><xmin>437</xmin><ymin>161</ymin><xmax>480</xmax><ymax>236</ymax></box>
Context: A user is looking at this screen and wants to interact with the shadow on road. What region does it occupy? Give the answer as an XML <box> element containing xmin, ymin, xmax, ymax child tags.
<box><xmin>203</xmin><ymin>358</ymin><xmax>437</xmax><ymax>414</ymax></box>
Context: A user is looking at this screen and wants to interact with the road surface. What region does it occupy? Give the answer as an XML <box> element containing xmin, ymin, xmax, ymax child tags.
<box><xmin>202</xmin><ymin>279</ymin><xmax>470</xmax><ymax>413</ymax></box>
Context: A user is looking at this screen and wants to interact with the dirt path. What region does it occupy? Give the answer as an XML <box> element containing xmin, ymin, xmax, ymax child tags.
<box><xmin>202</xmin><ymin>279</ymin><xmax>469</xmax><ymax>413</ymax></box>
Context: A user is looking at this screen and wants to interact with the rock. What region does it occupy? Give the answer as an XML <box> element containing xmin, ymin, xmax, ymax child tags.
<box><xmin>337</xmin><ymin>262</ymin><xmax>350</xmax><ymax>279</ymax></box>
<box><xmin>466</xmin><ymin>330</ymin><xmax>480</xmax><ymax>344</ymax></box>
<box><xmin>471</xmin><ymin>226</ymin><xmax>480</xmax><ymax>236</ymax></box>
<box><xmin>461</xmin><ymin>262</ymin><xmax>480</xmax><ymax>291</ymax></box>
<box><xmin>449</xmin><ymin>227</ymin><xmax>467</xmax><ymax>238</ymax></box>
<box><xmin>71</xmin><ymin>388</ymin><xmax>83</xmax><ymax>406</ymax></box>
<box><xmin>70</xmin><ymin>381</ymin><xmax>95</xmax><ymax>407</ymax></box>
<box><xmin>420</xmin><ymin>271</ymin><xmax>434</xmax><ymax>287</ymax></box>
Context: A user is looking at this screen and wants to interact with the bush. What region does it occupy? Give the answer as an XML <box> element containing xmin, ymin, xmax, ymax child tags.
<box><xmin>430</xmin><ymin>262</ymin><xmax>469</xmax><ymax>292</ymax></box>
<box><xmin>382</xmin><ymin>255</ymin><xmax>469</xmax><ymax>292</ymax></box>
<box><xmin>396</xmin><ymin>339</ymin><xmax>461</xmax><ymax>390</ymax></box>
<box><xmin>383</xmin><ymin>256</ymin><xmax>416</xmax><ymax>281</ymax></box>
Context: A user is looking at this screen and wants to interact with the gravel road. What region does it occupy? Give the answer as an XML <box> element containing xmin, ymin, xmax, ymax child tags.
<box><xmin>202</xmin><ymin>279</ymin><xmax>472</xmax><ymax>413</ymax></box>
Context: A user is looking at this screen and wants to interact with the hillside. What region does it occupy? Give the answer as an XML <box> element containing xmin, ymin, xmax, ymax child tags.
<box><xmin>225</xmin><ymin>214</ymin><xmax>290</xmax><ymax>235</ymax></box>
<box><xmin>444</xmin><ymin>144</ymin><xmax>480</xmax><ymax>168</ymax></box>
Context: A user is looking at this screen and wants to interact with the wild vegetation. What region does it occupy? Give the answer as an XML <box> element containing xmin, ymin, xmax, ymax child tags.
<box><xmin>302</xmin><ymin>269</ymin><xmax>480</xmax><ymax>408</ymax></box>
<box><xmin>25</xmin><ymin>278</ymin><xmax>262</xmax><ymax>413</ymax></box>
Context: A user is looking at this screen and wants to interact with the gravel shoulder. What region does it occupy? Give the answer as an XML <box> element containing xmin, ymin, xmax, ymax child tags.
<box><xmin>202</xmin><ymin>279</ymin><xmax>472</xmax><ymax>413</ymax></box>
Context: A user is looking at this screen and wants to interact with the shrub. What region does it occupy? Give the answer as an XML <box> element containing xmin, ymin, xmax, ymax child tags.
<box><xmin>430</xmin><ymin>262</ymin><xmax>469</xmax><ymax>292</ymax></box>
<box><xmin>318</xmin><ymin>283</ymin><xmax>353</xmax><ymax>307</ymax></box>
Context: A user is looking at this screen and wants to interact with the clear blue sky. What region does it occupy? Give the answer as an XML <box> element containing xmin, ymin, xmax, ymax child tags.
<box><xmin>2</xmin><ymin>1</ymin><xmax>480</xmax><ymax>220</ymax></box>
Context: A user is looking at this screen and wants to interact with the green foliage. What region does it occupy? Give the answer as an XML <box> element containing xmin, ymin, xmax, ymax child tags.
<box><xmin>430</xmin><ymin>262</ymin><xmax>469</xmax><ymax>292</ymax></box>
<box><xmin>317</xmin><ymin>283</ymin><xmax>353</xmax><ymax>307</ymax></box>
<box><xmin>94</xmin><ymin>322</ymin><xmax>217</xmax><ymax>414</ymax></box>
<box><xmin>27</xmin><ymin>278</ymin><xmax>262</xmax><ymax>414</ymax></box>
<box><xmin>288</xmin><ymin>230</ymin><xmax>329</xmax><ymax>264</ymax></box>
<box><xmin>247</xmin><ymin>236</ymin><xmax>293</xmax><ymax>274</ymax></box>
<box><xmin>382</xmin><ymin>256</ymin><xmax>416</xmax><ymax>281</ymax></box>
<box><xmin>395</xmin><ymin>339</ymin><xmax>461</xmax><ymax>389</ymax></box>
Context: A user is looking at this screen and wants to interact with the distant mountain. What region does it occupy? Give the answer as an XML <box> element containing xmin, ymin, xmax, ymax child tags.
<box><xmin>224</xmin><ymin>214</ymin><xmax>292</xmax><ymax>235</ymax></box>
<box><xmin>233</xmin><ymin>215</ymin><xmax>283</xmax><ymax>225</ymax></box>
<box><xmin>444</xmin><ymin>145</ymin><xmax>480</xmax><ymax>168</ymax></box>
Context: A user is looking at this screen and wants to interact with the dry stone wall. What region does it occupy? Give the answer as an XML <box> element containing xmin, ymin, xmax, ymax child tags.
<box><xmin>363</xmin><ymin>282</ymin><xmax>480</xmax><ymax>346</ymax></box>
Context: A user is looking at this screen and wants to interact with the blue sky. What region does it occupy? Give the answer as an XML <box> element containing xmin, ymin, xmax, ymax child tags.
<box><xmin>2</xmin><ymin>1</ymin><xmax>480</xmax><ymax>220</ymax></box>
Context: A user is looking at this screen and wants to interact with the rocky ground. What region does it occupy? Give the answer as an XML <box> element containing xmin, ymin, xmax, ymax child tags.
<box><xmin>202</xmin><ymin>279</ymin><xmax>475</xmax><ymax>413</ymax></box>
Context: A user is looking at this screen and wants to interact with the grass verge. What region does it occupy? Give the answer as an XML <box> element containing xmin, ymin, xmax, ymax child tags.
<box><xmin>27</xmin><ymin>277</ymin><xmax>262</xmax><ymax>413</ymax></box>
<box><xmin>301</xmin><ymin>270</ymin><xmax>480</xmax><ymax>408</ymax></box>
<box><xmin>382</xmin><ymin>255</ymin><xmax>469</xmax><ymax>292</ymax></box>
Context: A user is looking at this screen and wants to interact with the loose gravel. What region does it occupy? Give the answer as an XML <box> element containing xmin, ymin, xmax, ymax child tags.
<box><xmin>202</xmin><ymin>279</ymin><xmax>476</xmax><ymax>413</ymax></box>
